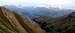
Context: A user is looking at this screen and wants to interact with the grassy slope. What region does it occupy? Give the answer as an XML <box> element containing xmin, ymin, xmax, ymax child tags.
<box><xmin>33</xmin><ymin>16</ymin><xmax>75</xmax><ymax>33</ymax></box>
<box><xmin>0</xmin><ymin>6</ymin><xmax>45</xmax><ymax>33</ymax></box>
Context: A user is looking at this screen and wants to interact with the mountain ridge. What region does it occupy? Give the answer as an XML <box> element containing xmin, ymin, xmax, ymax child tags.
<box><xmin>0</xmin><ymin>6</ymin><xmax>45</xmax><ymax>33</ymax></box>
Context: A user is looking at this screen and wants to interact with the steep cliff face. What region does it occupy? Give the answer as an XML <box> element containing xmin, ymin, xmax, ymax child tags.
<box><xmin>0</xmin><ymin>6</ymin><xmax>45</xmax><ymax>33</ymax></box>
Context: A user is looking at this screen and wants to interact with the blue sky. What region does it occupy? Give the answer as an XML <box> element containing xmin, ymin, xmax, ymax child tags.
<box><xmin>0</xmin><ymin>0</ymin><xmax>75</xmax><ymax>9</ymax></box>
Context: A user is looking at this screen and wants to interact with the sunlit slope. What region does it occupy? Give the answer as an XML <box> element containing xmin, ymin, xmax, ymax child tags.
<box><xmin>0</xmin><ymin>6</ymin><xmax>45</xmax><ymax>33</ymax></box>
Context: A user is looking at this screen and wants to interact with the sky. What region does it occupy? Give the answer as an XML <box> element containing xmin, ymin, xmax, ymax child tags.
<box><xmin>0</xmin><ymin>0</ymin><xmax>75</xmax><ymax>9</ymax></box>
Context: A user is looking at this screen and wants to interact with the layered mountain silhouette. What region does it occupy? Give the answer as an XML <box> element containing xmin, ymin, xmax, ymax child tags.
<box><xmin>6</xmin><ymin>5</ymin><xmax>75</xmax><ymax>19</ymax></box>
<box><xmin>0</xmin><ymin>6</ymin><xmax>45</xmax><ymax>33</ymax></box>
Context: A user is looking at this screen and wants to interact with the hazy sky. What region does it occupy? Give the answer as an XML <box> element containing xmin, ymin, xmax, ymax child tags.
<box><xmin>0</xmin><ymin>0</ymin><xmax>75</xmax><ymax>9</ymax></box>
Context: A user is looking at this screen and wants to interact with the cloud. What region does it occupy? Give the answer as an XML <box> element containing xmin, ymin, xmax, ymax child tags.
<box><xmin>0</xmin><ymin>0</ymin><xmax>75</xmax><ymax>9</ymax></box>
<box><xmin>0</xmin><ymin>0</ymin><xmax>68</xmax><ymax>5</ymax></box>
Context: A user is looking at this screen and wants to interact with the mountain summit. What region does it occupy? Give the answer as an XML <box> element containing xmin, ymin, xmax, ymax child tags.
<box><xmin>0</xmin><ymin>6</ymin><xmax>45</xmax><ymax>33</ymax></box>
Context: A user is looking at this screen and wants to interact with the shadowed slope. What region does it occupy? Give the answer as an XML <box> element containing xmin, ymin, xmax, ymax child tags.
<box><xmin>33</xmin><ymin>12</ymin><xmax>75</xmax><ymax>33</ymax></box>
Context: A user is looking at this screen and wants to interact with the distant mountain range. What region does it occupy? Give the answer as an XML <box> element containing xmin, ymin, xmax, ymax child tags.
<box><xmin>6</xmin><ymin>5</ymin><xmax>75</xmax><ymax>19</ymax></box>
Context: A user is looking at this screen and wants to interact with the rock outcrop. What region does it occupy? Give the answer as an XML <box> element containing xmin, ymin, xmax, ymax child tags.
<box><xmin>65</xmin><ymin>12</ymin><xmax>75</xmax><ymax>22</ymax></box>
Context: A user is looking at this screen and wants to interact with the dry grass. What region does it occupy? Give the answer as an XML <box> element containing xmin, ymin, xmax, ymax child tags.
<box><xmin>0</xmin><ymin>6</ymin><xmax>45</xmax><ymax>33</ymax></box>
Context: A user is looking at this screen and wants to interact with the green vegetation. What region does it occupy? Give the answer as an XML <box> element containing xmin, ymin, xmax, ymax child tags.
<box><xmin>33</xmin><ymin>15</ymin><xmax>75</xmax><ymax>33</ymax></box>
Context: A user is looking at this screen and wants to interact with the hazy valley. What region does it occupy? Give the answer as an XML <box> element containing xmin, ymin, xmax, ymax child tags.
<box><xmin>0</xmin><ymin>6</ymin><xmax>75</xmax><ymax>33</ymax></box>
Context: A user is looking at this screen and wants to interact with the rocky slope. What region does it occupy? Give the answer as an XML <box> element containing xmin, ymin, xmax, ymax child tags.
<box><xmin>0</xmin><ymin>6</ymin><xmax>45</xmax><ymax>33</ymax></box>
<box><xmin>65</xmin><ymin>12</ymin><xmax>75</xmax><ymax>21</ymax></box>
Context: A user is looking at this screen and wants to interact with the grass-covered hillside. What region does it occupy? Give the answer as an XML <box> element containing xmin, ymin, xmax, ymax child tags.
<box><xmin>33</xmin><ymin>11</ymin><xmax>75</xmax><ymax>33</ymax></box>
<box><xmin>0</xmin><ymin>6</ymin><xmax>45</xmax><ymax>33</ymax></box>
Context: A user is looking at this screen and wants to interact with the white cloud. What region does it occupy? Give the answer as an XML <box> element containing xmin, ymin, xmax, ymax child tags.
<box><xmin>0</xmin><ymin>0</ymin><xmax>75</xmax><ymax>9</ymax></box>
